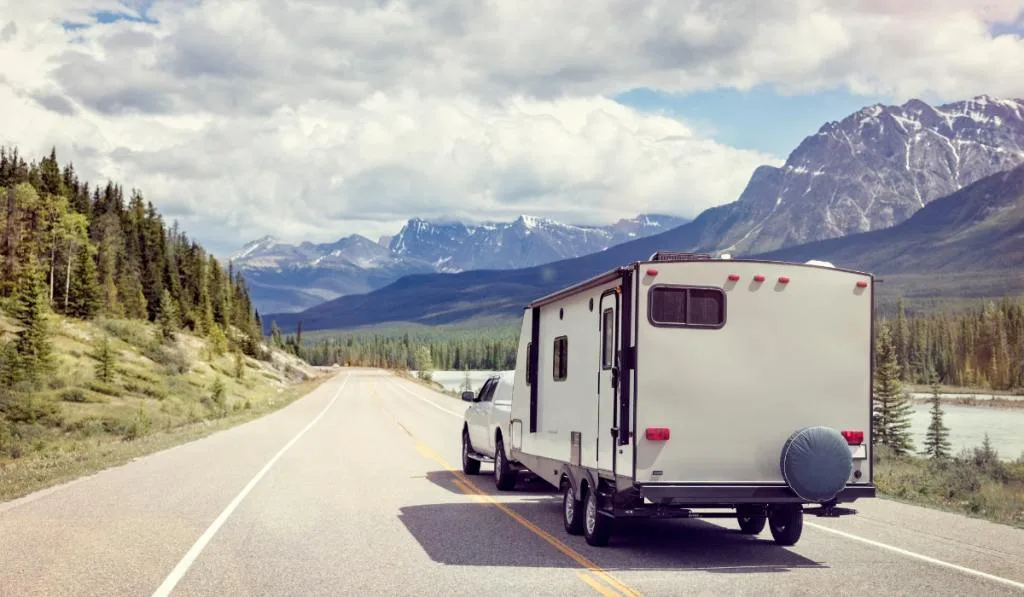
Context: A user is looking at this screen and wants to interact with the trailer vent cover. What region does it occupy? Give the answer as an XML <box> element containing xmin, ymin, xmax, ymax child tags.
<box><xmin>779</xmin><ymin>426</ymin><xmax>853</xmax><ymax>503</ymax></box>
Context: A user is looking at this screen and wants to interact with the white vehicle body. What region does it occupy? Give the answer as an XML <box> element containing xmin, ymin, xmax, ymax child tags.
<box><xmin>492</xmin><ymin>252</ymin><xmax>876</xmax><ymax>546</ymax></box>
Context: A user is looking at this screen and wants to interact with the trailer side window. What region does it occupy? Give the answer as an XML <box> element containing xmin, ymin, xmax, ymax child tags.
<box><xmin>525</xmin><ymin>342</ymin><xmax>533</xmax><ymax>386</ymax></box>
<box><xmin>649</xmin><ymin>286</ymin><xmax>725</xmax><ymax>328</ymax></box>
<box><xmin>601</xmin><ymin>309</ymin><xmax>614</xmax><ymax>369</ymax></box>
<box><xmin>553</xmin><ymin>336</ymin><xmax>568</xmax><ymax>381</ymax></box>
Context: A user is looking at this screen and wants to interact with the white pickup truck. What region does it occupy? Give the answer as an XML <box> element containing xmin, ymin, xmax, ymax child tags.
<box><xmin>460</xmin><ymin>371</ymin><xmax>523</xmax><ymax>490</ymax></box>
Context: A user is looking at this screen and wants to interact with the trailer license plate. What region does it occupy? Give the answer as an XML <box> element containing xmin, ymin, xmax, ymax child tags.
<box><xmin>850</xmin><ymin>445</ymin><xmax>867</xmax><ymax>459</ymax></box>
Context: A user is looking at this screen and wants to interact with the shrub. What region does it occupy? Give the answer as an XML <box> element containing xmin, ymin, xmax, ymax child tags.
<box><xmin>59</xmin><ymin>387</ymin><xmax>87</xmax><ymax>403</ymax></box>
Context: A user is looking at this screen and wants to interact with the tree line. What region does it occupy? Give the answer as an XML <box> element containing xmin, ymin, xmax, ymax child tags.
<box><xmin>882</xmin><ymin>297</ymin><xmax>1024</xmax><ymax>391</ymax></box>
<box><xmin>0</xmin><ymin>146</ymin><xmax>266</xmax><ymax>387</ymax></box>
<box><xmin>273</xmin><ymin>323</ymin><xmax>519</xmax><ymax>371</ymax></box>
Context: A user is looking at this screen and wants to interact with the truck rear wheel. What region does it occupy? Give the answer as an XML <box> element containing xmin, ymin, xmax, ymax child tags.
<box><xmin>736</xmin><ymin>505</ymin><xmax>767</xmax><ymax>535</ymax></box>
<box><xmin>461</xmin><ymin>429</ymin><xmax>480</xmax><ymax>475</ymax></box>
<box><xmin>768</xmin><ymin>504</ymin><xmax>803</xmax><ymax>546</ymax></box>
<box><xmin>583</xmin><ymin>487</ymin><xmax>612</xmax><ymax>546</ymax></box>
<box><xmin>563</xmin><ymin>485</ymin><xmax>584</xmax><ymax>535</ymax></box>
<box><xmin>494</xmin><ymin>438</ymin><xmax>518</xmax><ymax>490</ymax></box>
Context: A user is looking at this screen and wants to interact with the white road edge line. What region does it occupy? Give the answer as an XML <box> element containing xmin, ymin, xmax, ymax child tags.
<box><xmin>389</xmin><ymin>373</ymin><xmax>1024</xmax><ymax>591</ymax></box>
<box><xmin>389</xmin><ymin>377</ymin><xmax>464</xmax><ymax>418</ymax></box>
<box><xmin>806</xmin><ymin>521</ymin><xmax>1024</xmax><ymax>591</ymax></box>
<box><xmin>150</xmin><ymin>374</ymin><xmax>349</xmax><ymax>597</ymax></box>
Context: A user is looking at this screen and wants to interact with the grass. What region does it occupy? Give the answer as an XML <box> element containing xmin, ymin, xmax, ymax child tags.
<box><xmin>874</xmin><ymin>445</ymin><xmax>1024</xmax><ymax>529</ymax></box>
<box><xmin>0</xmin><ymin>310</ymin><xmax>330</xmax><ymax>502</ymax></box>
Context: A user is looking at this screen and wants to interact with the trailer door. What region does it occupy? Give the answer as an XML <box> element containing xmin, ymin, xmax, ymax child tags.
<box><xmin>596</xmin><ymin>290</ymin><xmax>618</xmax><ymax>473</ymax></box>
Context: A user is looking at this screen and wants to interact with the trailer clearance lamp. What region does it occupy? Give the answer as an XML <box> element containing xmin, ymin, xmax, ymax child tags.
<box><xmin>645</xmin><ymin>427</ymin><xmax>671</xmax><ymax>441</ymax></box>
<box><xmin>841</xmin><ymin>430</ymin><xmax>864</xmax><ymax>445</ymax></box>
<box><xmin>778</xmin><ymin>276</ymin><xmax>790</xmax><ymax>284</ymax></box>
<box><xmin>646</xmin><ymin>268</ymin><xmax>659</xmax><ymax>276</ymax></box>
<box><xmin>727</xmin><ymin>274</ymin><xmax>740</xmax><ymax>281</ymax></box>
<box><xmin>753</xmin><ymin>274</ymin><xmax>765</xmax><ymax>282</ymax></box>
<box><xmin>856</xmin><ymin>280</ymin><xmax>868</xmax><ymax>288</ymax></box>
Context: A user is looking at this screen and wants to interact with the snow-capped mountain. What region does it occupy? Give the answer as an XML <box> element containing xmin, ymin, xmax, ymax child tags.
<box><xmin>233</xmin><ymin>213</ymin><xmax>686</xmax><ymax>313</ymax></box>
<box><xmin>688</xmin><ymin>95</ymin><xmax>1024</xmax><ymax>254</ymax></box>
<box><xmin>387</xmin><ymin>214</ymin><xmax>685</xmax><ymax>271</ymax></box>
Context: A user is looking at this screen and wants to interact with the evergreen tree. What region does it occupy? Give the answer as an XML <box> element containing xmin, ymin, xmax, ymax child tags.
<box><xmin>67</xmin><ymin>241</ymin><xmax>100</xmax><ymax>318</ymax></box>
<box><xmin>921</xmin><ymin>368</ymin><xmax>951</xmax><ymax>460</ymax></box>
<box><xmin>234</xmin><ymin>351</ymin><xmax>244</xmax><ymax>380</ymax></box>
<box><xmin>9</xmin><ymin>261</ymin><xmax>53</xmax><ymax>385</ymax></box>
<box><xmin>873</xmin><ymin>322</ymin><xmax>915</xmax><ymax>455</ymax></box>
<box><xmin>94</xmin><ymin>334</ymin><xmax>116</xmax><ymax>383</ymax></box>
<box><xmin>157</xmin><ymin>288</ymin><xmax>179</xmax><ymax>341</ymax></box>
<box><xmin>415</xmin><ymin>345</ymin><xmax>434</xmax><ymax>381</ymax></box>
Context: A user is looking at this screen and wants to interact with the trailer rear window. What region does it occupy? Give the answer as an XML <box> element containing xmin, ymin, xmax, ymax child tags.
<box><xmin>553</xmin><ymin>336</ymin><xmax>568</xmax><ymax>381</ymax></box>
<box><xmin>648</xmin><ymin>286</ymin><xmax>725</xmax><ymax>328</ymax></box>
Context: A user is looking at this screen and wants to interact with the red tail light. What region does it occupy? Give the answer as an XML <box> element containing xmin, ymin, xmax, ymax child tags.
<box><xmin>727</xmin><ymin>274</ymin><xmax>740</xmax><ymax>282</ymax></box>
<box><xmin>646</xmin><ymin>268</ymin><xmax>659</xmax><ymax>276</ymax></box>
<box><xmin>778</xmin><ymin>276</ymin><xmax>790</xmax><ymax>284</ymax></box>
<box><xmin>753</xmin><ymin>274</ymin><xmax>765</xmax><ymax>282</ymax></box>
<box><xmin>856</xmin><ymin>280</ymin><xmax>868</xmax><ymax>288</ymax></box>
<box><xmin>842</xmin><ymin>430</ymin><xmax>864</xmax><ymax>445</ymax></box>
<box><xmin>645</xmin><ymin>427</ymin><xmax>671</xmax><ymax>441</ymax></box>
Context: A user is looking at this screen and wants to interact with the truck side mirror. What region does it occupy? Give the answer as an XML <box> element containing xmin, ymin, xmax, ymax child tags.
<box><xmin>461</xmin><ymin>391</ymin><xmax>476</xmax><ymax>402</ymax></box>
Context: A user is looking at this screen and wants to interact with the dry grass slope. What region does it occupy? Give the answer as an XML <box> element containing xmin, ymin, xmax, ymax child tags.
<box><xmin>0</xmin><ymin>309</ymin><xmax>331</xmax><ymax>501</ymax></box>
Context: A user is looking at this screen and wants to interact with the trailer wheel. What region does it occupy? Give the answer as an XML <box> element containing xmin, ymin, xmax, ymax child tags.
<box><xmin>563</xmin><ymin>485</ymin><xmax>584</xmax><ymax>535</ymax></box>
<box><xmin>583</xmin><ymin>487</ymin><xmax>612</xmax><ymax>547</ymax></box>
<box><xmin>768</xmin><ymin>504</ymin><xmax>803</xmax><ymax>546</ymax></box>
<box><xmin>736</xmin><ymin>505</ymin><xmax>767</xmax><ymax>535</ymax></box>
<box><xmin>461</xmin><ymin>429</ymin><xmax>480</xmax><ymax>475</ymax></box>
<box><xmin>494</xmin><ymin>438</ymin><xmax>518</xmax><ymax>490</ymax></box>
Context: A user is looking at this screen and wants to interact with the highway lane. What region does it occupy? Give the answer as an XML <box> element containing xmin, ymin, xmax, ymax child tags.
<box><xmin>0</xmin><ymin>367</ymin><xmax>1022</xmax><ymax>596</ymax></box>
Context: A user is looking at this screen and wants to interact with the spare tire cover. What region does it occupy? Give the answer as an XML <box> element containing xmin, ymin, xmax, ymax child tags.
<box><xmin>780</xmin><ymin>426</ymin><xmax>853</xmax><ymax>502</ymax></box>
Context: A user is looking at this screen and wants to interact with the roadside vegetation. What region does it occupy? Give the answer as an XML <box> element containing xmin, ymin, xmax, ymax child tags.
<box><xmin>871</xmin><ymin>319</ymin><xmax>1024</xmax><ymax>528</ymax></box>
<box><xmin>0</xmin><ymin>147</ymin><xmax>328</xmax><ymax>501</ymax></box>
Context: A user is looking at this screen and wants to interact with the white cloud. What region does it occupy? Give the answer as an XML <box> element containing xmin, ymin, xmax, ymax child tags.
<box><xmin>1</xmin><ymin>0</ymin><xmax>1023</xmax><ymax>254</ymax></box>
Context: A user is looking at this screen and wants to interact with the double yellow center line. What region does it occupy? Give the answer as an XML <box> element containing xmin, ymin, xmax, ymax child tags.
<box><xmin>414</xmin><ymin>442</ymin><xmax>642</xmax><ymax>597</ymax></box>
<box><xmin>373</xmin><ymin>382</ymin><xmax>642</xmax><ymax>597</ymax></box>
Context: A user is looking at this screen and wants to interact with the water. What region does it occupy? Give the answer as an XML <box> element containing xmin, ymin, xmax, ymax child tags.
<box><xmin>422</xmin><ymin>370</ymin><xmax>1024</xmax><ymax>461</ymax></box>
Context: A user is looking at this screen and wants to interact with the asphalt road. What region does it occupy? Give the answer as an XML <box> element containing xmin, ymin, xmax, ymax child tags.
<box><xmin>2</xmin><ymin>368</ymin><xmax>1023</xmax><ymax>596</ymax></box>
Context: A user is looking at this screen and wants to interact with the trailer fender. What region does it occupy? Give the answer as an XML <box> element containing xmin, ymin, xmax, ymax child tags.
<box><xmin>560</xmin><ymin>464</ymin><xmax>598</xmax><ymax>500</ymax></box>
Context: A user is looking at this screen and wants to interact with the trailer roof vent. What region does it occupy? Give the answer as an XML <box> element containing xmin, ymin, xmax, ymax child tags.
<box><xmin>648</xmin><ymin>251</ymin><xmax>712</xmax><ymax>262</ymax></box>
<box><xmin>805</xmin><ymin>259</ymin><xmax>835</xmax><ymax>268</ymax></box>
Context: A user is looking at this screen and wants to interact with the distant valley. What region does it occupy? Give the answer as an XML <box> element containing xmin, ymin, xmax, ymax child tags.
<box><xmin>261</xmin><ymin>95</ymin><xmax>1024</xmax><ymax>332</ymax></box>
<box><xmin>233</xmin><ymin>214</ymin><xmax>686</xmax><ymax>313</ymax></box>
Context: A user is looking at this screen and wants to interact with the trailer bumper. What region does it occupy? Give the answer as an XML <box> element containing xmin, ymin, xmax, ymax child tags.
<box><xmin>637</xmin><ymin>483</ymin><xmax>875</xmax><ymax>505</ymax></box>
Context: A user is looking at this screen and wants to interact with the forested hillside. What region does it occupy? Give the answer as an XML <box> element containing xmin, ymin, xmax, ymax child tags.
<box><xmin>0</xmin><ymin>147</ymin><xmax>324</xmax><ymax>500</ymax></box>
<box><xmin>0</xmin><ymin>147</ymin><xmax>263</xmax><ymax>365</ymax></box>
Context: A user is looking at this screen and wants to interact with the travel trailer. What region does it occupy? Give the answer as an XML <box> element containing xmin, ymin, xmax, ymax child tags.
<box><xmin>463</xmin><ymin>251</ymin><xmax>875</xmax><ymax>547</ymax></box>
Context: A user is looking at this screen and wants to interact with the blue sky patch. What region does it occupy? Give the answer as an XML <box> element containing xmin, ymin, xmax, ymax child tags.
<box><xmin>614</xmin><ymin>86</ymin><xmax>886</xmax><ymax>158</ymax></box>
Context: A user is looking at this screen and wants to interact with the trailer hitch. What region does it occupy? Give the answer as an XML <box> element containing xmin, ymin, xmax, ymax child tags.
<box><xmin>805</xmin><ymin>502</ymin><xmax>856</xmax><ymax>517</ymax></box>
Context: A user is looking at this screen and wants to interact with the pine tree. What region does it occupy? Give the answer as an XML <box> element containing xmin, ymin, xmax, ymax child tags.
<box><xmin>921</xmin><ymin>368</ymin><xmax>951</xmax><ymax>460</ymax></box>
<box><xmin>209</xmin><ymin>376</ymin><xmax>226</xmax><ymax>415</ymax></box>
<box><xmin>9</xmin><ymin>261</ymin><xmax>53</xmax><ymax>385</ymax></box>
<box><xmin>873</xmin><ymin>321</ymin><xmax>915</xmax><ymax>455</ymax></box>
<box><xmin>234</xmin><ymin>351</ymin><xmax>244</xmax><ymax>380</ymax></box>
<box><xmin>157</xmin><ymin>288</ymin><xmax>179</xmax><ymax>341</ymax></box>
<box><xmin>94</xmin><ymin>334</ymin><xmax>116</xmax><ymax>383</ymax></box>
<box><xmin>67</xmin><ymin>242</ymin><xmax>100</xmax><ymax>318</ymax></box>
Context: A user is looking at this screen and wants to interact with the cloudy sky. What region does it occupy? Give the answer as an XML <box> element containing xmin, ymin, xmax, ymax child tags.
<box><xmin>2</xmin><ymin>0</ymin><xmax>1023</xmax><ymax>256</ymax></box>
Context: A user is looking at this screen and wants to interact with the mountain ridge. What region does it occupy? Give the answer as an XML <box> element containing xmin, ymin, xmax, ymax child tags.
<box><xmin>233</xmin><ymin>213</ymin><xmax>687</xmax><ymax>313</ymax></box>
<box><xmin>261</xmin><ymin>95</ymin><xmax>1024</xmax><ymax>332</ymax></box>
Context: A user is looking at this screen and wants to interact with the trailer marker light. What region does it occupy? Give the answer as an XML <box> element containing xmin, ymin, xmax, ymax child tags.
<box><xmin>778</xmin><ymin>276</ymin><xmax>790</xmax><ymax>284</ymax></box>
<box><xmin>841</xmin><ymin>430</ymin><xmax>864</xmax><ymax>445</ymax></box>
<box><xmin>646</xmin><ymin>268</ymin><xmax>659</xmax><ymax>276</ymax></box>
<box><xmin>645</xmin><ymin>427</ymin><xmax>671</xmax><ymax>441</ymax></box>
<box><xmin>753</xmin><ymin>274</ymin><xmax>765</xmax><ymax>283</ymax></box>
<box><xmin>727</xmin><ymin>274</ymin><xmax>740</xmax><ymax>281</ymax></box>
<box><xmin>856</xmin><ymin>280</ymin><xmax>868</xmax><ymax>288</ymax></box>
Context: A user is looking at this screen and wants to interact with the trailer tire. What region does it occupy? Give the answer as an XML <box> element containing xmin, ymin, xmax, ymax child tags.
<box><xmin>461</xmin><ymin>429</ymin><xmax>480</xmax><ymax>475</ymax></box>
<box><xmin>768</xmin><ymin>504</ymin><xmax>803</xmax><ymax>546</ymax></box>
<box><xmin>494</xmin><ymin>438</ymin><xmax>517</xmax><ymax>490</ymax></box>
<box><xmin>583</xmin><ymin>487</ymin><xmax>612</xmax><ymax>547</ymax></box>
<box><xmin>736</xmin><ymin>505</ymin><xmax>767</xmax><ymax>535</ymax></box>
<box><xmin>563</xmin><ymin>484</ymin><xmax>584</xmax><ymax>535</ymax></box>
